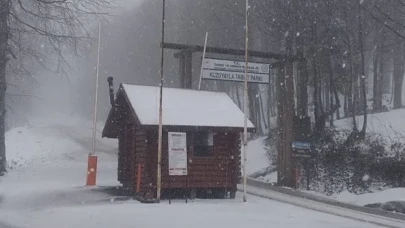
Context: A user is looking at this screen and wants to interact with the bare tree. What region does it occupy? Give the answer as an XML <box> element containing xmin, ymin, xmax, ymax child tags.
<box><xmin>0</xmin><ymin>0</ymin><xmax>110</xmax><ymax>174</ymax></box>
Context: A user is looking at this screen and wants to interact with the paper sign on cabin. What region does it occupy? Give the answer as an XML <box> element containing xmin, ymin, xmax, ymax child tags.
<box><xmin>202</xmin><ymin>58</ymin><xmax>270</xmax><ymax>84</ymax></box>
<box><xmin>168</xmin><ymin>132</ymin><xmax>188</xmax><ymax>176</ymax></box>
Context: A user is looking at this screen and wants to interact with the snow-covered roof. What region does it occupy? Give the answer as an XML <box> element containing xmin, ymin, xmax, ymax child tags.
<box><xmin>121</xmin><ymin>84</ymin><xmax>255</xmax><ymax>129</ymax></box>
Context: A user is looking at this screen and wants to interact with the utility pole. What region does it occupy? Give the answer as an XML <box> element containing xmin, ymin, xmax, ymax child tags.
<box><xmin>242</xmin><ymin>0</ymin><xmax>249</xmax><ymax>203</ymax></box>
<box><xmin>157</xmin><ymin>0</ymin><xmax>166</xmax><ymax>201</ymax></box>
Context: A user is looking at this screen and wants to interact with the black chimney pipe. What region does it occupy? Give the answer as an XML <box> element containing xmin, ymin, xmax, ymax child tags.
<box><xmin>107</xmin><ymin>77</ymin><xmax>115</xmax><ymax>107</ymax></box>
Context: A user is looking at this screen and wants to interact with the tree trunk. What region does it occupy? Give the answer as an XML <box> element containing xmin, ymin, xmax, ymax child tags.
<box><xmin>378</xmin><ymin>50</ymin><xmax>384</xmax><ymax>109</ymax></box>
<box><xmin>318</xmin><ymin>63</ymin><xmax>325</xmax><ymax>116</ymax></box>
<box><xmin>373</xmin><ymin>47</ymin><xmax>380</xmax><ymax>112</ymax></box>
<box><xmin>373</xmin><ymin>26</ymin><xmax>384</xmax><ymax>112</ymax></box>
<box><xmin>248</xmin><ymin>84</ymin><xmax>261</xmax><ymax>134</ymax></box>
<box><xmin>313</xmin><ymin>58</ymin><xmax>320</xmax><ymax>128</ymax></box>
<box><xmin>344</xmin><ymin>89</ymin><xmax>348</xmax><ymax>117</ymax></box>
<box><xmin>297</xmin><ymin>54</ymin><xmax>309</xmax><ymax>117</ymax></box>
<box><xmin>336</xmin><ymin>102</ymin><xmax>341</xmax><ymax>120</ymax></box>
<box><xmin>349</xmin><ymin>51</ymin><xmax>358</xmax><ymax>131</ymax></box>
<box><xmin>267</xmin><ymin>76</ymin><xmax>272</xmax><ymax>131</ymax></box>
<box><xmin>259</xmin><ymin>92</ymin><xmax>268</xmax><ymax>131</ymax></box>
<box><xmin>0</xmin><ymin>0</ymin><xmax>9</xmax><ymax>174</ymax></box>
<box><xmin>236</xmin><ymin>85</ymin><xmax>242</xmax><ymax>109</ymax></box>
<box><xmin>329</xmin><ymin>76</ymin><xmax>334</xmax><ymax>127</ymax></box>
<box><xmin>359</xmin><ymin>5</ymin><xmax>367</xmax><ymax>138</ymax></box>
<box><xmin>330</xmin><ymin>92</ymin><xmax>334</xmax><ymax>126</ymax></box>
<box><xmin>325</xmin><ymin>79</ymin><xmax>330</xmax><ymax>119</ymax></box>
<box><xmin>271</xmin><ymin>78</ymin><xmax>277</xmax><ymax>117</ymax></box>
<box><xmin>393</xmin><ymin>41</ymin><xmax>405</xmax><ymax>109</ymax></box>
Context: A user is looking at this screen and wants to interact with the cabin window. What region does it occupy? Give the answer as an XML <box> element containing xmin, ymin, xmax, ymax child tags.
<box><xmin>194</xmin><ymin>132</ymin><xmax>214</xmax><ymax>157</ymax></box>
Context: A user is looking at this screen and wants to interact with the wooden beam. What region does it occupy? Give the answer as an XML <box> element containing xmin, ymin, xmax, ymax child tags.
<box><xmin>163</xmin><ymin>42</ymin><xmax>286</xmax><ymax>60</ymax></box>
<box><xmin>174</xmin><ymin>46</ymin><xmax>199</xmax><ymax>58</ymax></box>
<box><xmin>184</xmin><ymin>52</ymin><xmax>192</xmax><ymax>88</ymax></box>
<box><xmin>179</xmin><ymin>55</ymin><xmax>185</xmax><ymax>88</ymax></box>
<box><xmin>142</xmin><ymin>125</ymin><xmax>256</xmax><ymax>133</ymax></box>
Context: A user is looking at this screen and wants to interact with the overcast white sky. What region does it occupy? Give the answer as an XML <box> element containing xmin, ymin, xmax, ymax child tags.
<box><xmin>114</xmin><ymin>0</ymin><xmax>143</xmax><ymax>11</ymax></box>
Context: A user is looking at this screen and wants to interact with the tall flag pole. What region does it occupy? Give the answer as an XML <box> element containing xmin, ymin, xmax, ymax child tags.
<box><xmin>86</xmin><ymin>22</ymin><xmax>102</xmax><ymax>186</ymax></box>
<box><xmin>157</xmin><ymin>0</ymin><xmax>166</xmax><ymax>202</ymax></box>
<box><xmin>242</xmin><ymin>0</ymin><xmax>249</xmax><ymax>203</ymax></box>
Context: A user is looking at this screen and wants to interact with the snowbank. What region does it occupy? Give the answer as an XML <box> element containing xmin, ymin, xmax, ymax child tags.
<box><xmin>332</xmin><ymin>188</ymin><xmax>405</xmax><ymax>206</ymax></box>
<box><xmin>256</xmin><ymin>171</ymin><xmax>277</xmax><ymax>184</ymax></box>
<box><xmin>301</xmin><ymin>187</ymin><xmax>405</xmax><ymax>215</ymax></box>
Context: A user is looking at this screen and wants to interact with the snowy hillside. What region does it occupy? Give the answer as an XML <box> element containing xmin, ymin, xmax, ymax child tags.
<box><xmin>5</xmin><ymin>116</ymin><xmax>118</xmax><ymax>170</ymax></box>
<box><xmin>244</xmin><ymin>137</ymin><xmax>270</xmax><ymax>175</ymax></box>
<box><xmin>335</xmin><ymin>108</ymin><xmax>405</xmax><ymax>141</ymax></box>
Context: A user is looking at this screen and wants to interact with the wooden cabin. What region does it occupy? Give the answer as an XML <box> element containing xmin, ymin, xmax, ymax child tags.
<box><xmin>102</xmin><ymin>83</ymin><xmax>255</xmax><ymax>200</ymax></box>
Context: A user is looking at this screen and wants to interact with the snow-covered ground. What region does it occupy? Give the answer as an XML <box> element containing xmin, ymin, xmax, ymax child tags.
<box><xmin>244</xmin><ymin>137</ymin><xmax>269</xmax><ymax>175</ymax></box>
<box><xmin>256</xmin><ymin>171</ymin><xmax>278</xmax><ymax>184</ymax></box>
<box><xmin>305</xmin><ymin>188</ymin><xmax>405</xmax><ymax>207</ymax></box>
<box><xmin>335</xmin><ymin>108</ymin><xmax>405</xmax><ymax>142</ymax></box>
<box><xmin>0</xmin><ymin>115</ymin><xmax>393</xmax><ymax>228</ymax></box>
<box><xmin>16</xmin><ymin>192</ymin><xmax>385</xmax><ymax>228</ymax></box>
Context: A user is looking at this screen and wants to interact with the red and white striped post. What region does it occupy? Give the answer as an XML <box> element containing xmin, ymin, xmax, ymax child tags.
<box><xmin>86</xmin><ymin>22</ymin><xmax>102</xmax><ymax>186</ymax></box>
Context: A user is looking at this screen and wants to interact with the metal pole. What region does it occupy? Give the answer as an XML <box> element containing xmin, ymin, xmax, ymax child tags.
<box><xmin>91</xmin><ymin>22</ymin><xmax>102</xmax><ymax>156</ymax></box>
<box><xmin>157</xmin><ymin>0</ymin><xmax>165</xmax><ymax>202</ymax></box>
<box><xmin>198</xmin><ymin>32</ymin><xmax>209</xmax><ymax>90</ymax></box>
<box><xmin>242</xmin><ymin>0</ymin><xmax>249</xmax><ymax>203</ymax></box>
<box><xmin>185</xmin><ymin>175</ymin><xmax>188</xmax><ymax>204</ymax></box>
<box><xmin>168</xmin><ymin>175</ymin><xmax>171</xmax><ymax>204</ymax></box>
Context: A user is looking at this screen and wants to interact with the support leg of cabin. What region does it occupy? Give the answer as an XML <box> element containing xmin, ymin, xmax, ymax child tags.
<box><xmin>190</xmin><ymin>188</ymin><xmax>197</xmax><ymax>200</ymax></box>
<box><xmin>144</xmin><ymin>190</ymin><xmax>154</xmax><ymax>200</ymax></box>
<box><xmin>229</xmin><ymin>190</ymin><xmax>236</xmax><ymax>199</ymax></box>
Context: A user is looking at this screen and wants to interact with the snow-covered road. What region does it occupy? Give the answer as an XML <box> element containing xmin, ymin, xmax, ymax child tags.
<box><xmin>240</xmin><ymin>183</ymin><xmax>405</xmax><ymax>228</ymax></box>
<box><xmin>0</xmin><ymin>117</ymin><xmax>400</xmax><ymax>228</ymax></box>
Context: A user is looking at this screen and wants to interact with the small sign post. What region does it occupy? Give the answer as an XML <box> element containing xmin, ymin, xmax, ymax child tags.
<box><xmin>168</xmin><ymin>132</ymin><xmax>187</xmax><ymax>204</ymax></box>
<box><xmin>291</xmin><ymin>141</ymin><xmax>312</xmax><ymax>189</ymax></box>
<box><xmin>291</xmin><ymin>141</ymin><xmax>312</xmax><ymax>158</ymax></box>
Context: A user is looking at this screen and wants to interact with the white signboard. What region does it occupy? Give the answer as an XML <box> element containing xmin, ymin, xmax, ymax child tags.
<box><xmin>202</xmin><ymin>58</ymin><xmax>270</xmax><ymax>84</ymax></box>
<box><xmin>168</xmin><ymin>132</ymin><xmax>188</xmax><ymax>176</ymax></box>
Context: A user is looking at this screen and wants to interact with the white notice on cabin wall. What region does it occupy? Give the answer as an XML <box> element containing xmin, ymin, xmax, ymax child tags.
<box><xmin>202</xmin><ymin>58</ymin><xmax>270</xmax><ymax>84</ymax></box>
<box><xmin>168</xmin><ymin>132</ymin><xmax>187</xmax><ymax>176</ymax></box>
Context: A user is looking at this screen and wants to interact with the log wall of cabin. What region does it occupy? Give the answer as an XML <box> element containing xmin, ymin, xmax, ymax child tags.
<box><xmin>117</xmin><ymin>123</ymin><xmax>149</xmax><ymax>190</ymax></box>
<box><xmin>118</xmin><ymin>128</ymin><xmax>241</xmax><ymax>198</ymax></box>
<box><xmin>116</xmin><ymin>91</ymin><xmax>130</xmax><ymax>186</ymax></box>
<box><xmin>145</xmin><ymin>130</ymin><xmax>158</xmax><ymax>197</ymax></box>
<box><xmin>115</xmin><ymin>96</ymin><xmax>148</xmax><ymax>194</ymax></box>
<box><xmin>133</xmin><ymin>126</ymin><xmax>148</xmax><ymax>194</ymax></box>
<box><xmin>157</xmin><ymin>131</ymin><xmax>241</xmax><ymax>190</ymax></box>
